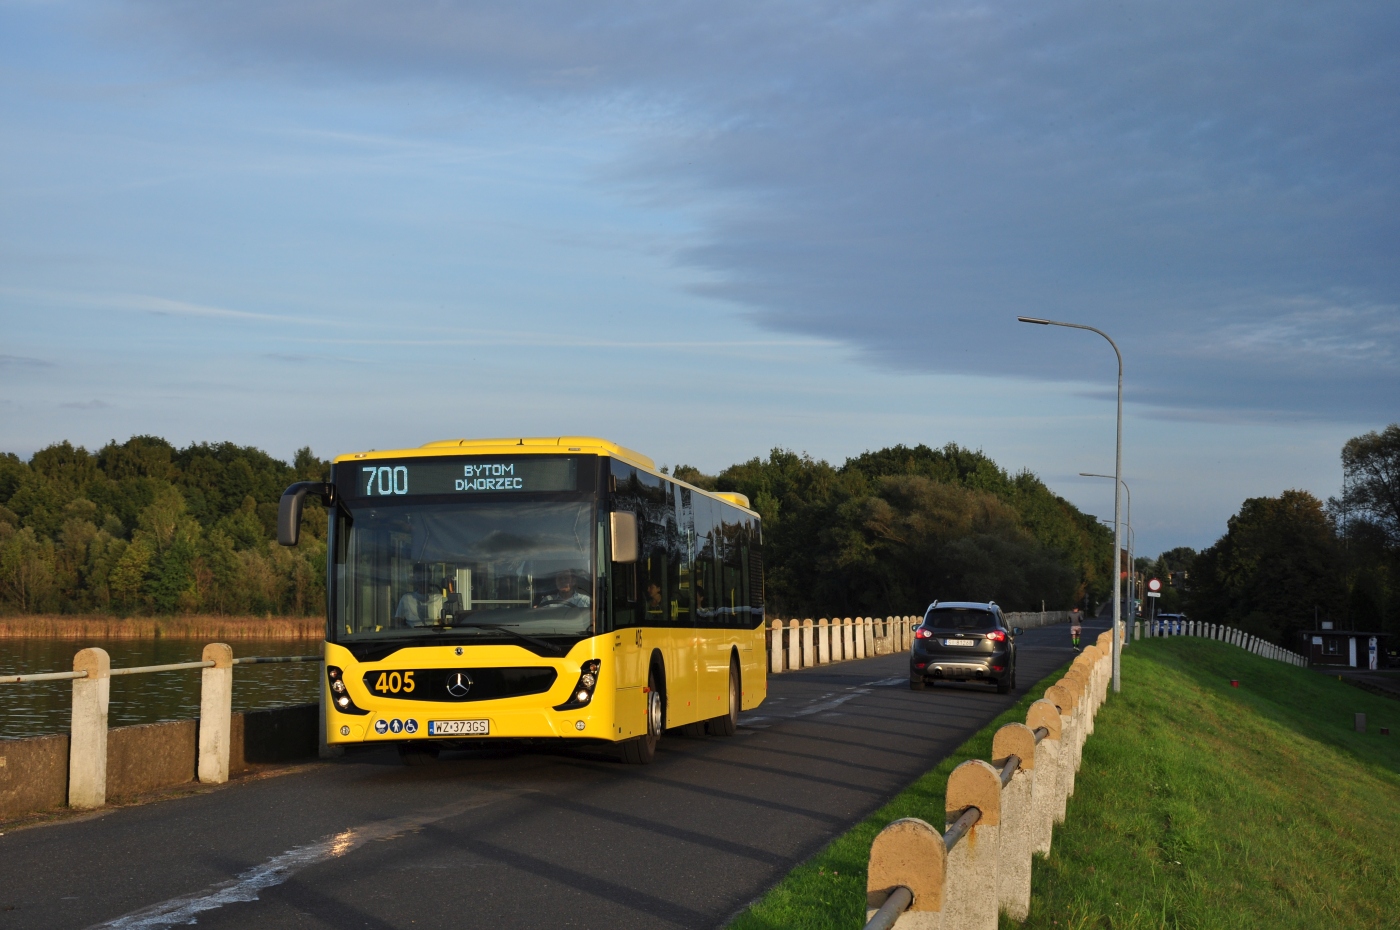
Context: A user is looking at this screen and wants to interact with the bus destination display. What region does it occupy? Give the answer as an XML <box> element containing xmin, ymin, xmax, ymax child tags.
<box><xmin>346</xmin><ymin>457</ymin><xmax>579</xmax><ymax>497</ymax></box>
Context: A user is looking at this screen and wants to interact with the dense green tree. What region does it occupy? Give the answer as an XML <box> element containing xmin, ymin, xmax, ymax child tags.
<box><xmin>712</xmin><ymin>445</ymin><xmax>1108</xmax><ymax>617</ymax></box>
<box><xmin>1337</xmin><ymin>425</ymin><xmax>1400</xmax><ymax>544</ymax></box>
<box><xmin>1190</xmin><ymin>490</ymin><xmax>1343</xmax><ymax>645</ymax></box>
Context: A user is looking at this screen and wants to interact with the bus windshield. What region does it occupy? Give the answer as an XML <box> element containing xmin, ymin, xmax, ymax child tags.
<box><xmin>332</xmin><ymin>499</ymin><xmax>596</xmax><ymax>641</ymax></box>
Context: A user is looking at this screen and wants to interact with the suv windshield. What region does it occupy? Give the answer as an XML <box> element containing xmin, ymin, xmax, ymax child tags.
<box><xmin>922</xmin><ymin>608</ymin><xmax>997</xmax><ymax>631</ymax></box>
<box><xmin>332</xmin><ymin>499</ymin><xmax>596</xmax><ymax>641</ymax></box>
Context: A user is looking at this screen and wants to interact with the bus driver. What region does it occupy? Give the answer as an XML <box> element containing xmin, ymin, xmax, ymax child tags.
<box><xmin>537</xmin><ymin>569</ymin><xmax>591</xmax><ymax>609</ymax></box>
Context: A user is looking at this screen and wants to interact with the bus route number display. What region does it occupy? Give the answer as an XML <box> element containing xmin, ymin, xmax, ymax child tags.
<box><xmin>350</xmin><ymin>457</ymin><xmax>578</xmax><ymax>497</ymax></box>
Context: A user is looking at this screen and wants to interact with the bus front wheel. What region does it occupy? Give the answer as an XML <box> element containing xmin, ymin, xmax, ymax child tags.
<box><xmin>619</xmin><ymin>664</ymin><xmax>663</xmax><ymax>764</ymax></box>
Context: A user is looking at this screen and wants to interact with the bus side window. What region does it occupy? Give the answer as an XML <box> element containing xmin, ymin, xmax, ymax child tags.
<box><xmin>611</xmin><ymin>464</ymin><xmax>641</xmax><ymax>628</ymax></box>
<box><xmin>673</xmin><ymin>485</ymin><xmax>693</xmax><ymax>626</ymax></box>
<box><xmin>721</xmin><ymin>514</ymin><xmax>743</xmax><ymax>627</ymax></box>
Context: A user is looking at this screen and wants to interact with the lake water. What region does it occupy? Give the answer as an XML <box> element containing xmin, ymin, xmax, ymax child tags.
<box><xmin>0</xmin><ymin>639</ymin><xmax>322</xmax><ymax>740</ymax></box>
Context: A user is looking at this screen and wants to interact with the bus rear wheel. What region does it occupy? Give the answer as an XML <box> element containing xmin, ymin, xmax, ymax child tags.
<box><xmin>620</xmin><ymin>665</ymin><xmax>663</xmax><ymax>765</ymax></box>
<box><xmin>707</xmin><ymin>658</ymin><xmax>739</xmax><ymax>736</ymax></box>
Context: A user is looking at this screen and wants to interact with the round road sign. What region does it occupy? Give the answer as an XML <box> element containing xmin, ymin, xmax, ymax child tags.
<box><xmin>1147</xmin><ymin>578</ymin><xmax>1162</xmax><ymax>593</ymax></box>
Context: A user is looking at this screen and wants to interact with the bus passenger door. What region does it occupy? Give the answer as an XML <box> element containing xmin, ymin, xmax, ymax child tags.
<box><xmin>609</xmin><ymin>520</ymin><xmax>648</xmax><ymax>739</ymax></box>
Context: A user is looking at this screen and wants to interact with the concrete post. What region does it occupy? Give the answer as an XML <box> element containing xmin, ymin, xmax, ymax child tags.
<box><xmin>1026</xmin><ymin>699</ymin><xmax>1064</xmax><ymax>840</ymax></box>
<box><xmin>853</xmin><ymin>618</ymin><xmax>864</xmax><ymax>659</ymax></box>
<box><xmin>1134</xmin><ymin>620</ymin><xmax>1141</xmax><ymax>640</ymax></box>
<box><xmin>866</xmin><ymin>817</ymin><xmax>946</xmax><ymax>929</ymax></box>
<box><xmin>788</xmin><ymin>618</ymin><xmax>802</xmax><ymax>671</ymax></box>
<box><xmin>817</xmin><ymin>619</ymin><xmax>830</xmax><ymax>664</ymax></box>
<box><xmin>198</xmin><ymin>643</ymin><xmax>234</xmax><ymax>784</ymax></box>
<box><xmin>68</xmin><ymin>646</ymin><xmax>111</xmax><ymax>810</ymax></box>
<box><xmin>866</xmin><ymin>617</ymin><xmax>876</xmax><ymax>658</ymax></box>
<box><xmin>770</xmin><ymin>620</ymin><xmax>784</xmax><ymax>673</ymax></box>
<box><xmin>1044</xmin><ymin>682</ymin><xmax>1079</xmax><ymax>799</ymax></box>
<box><xmin>801</xmin><ymin>619</ymin><xmax>814</xmax><ymax>669</ymax></box>
<box><xmin>844</xmin><ymin>618</ymin><xmax>855</xmax><ymax>660</ymax></box>
<box><xmin>943</xmin><ymin>760</ymin><xmax>1001</xmax><ymax>930</ymax></box>
<box><xmin>991</xmin><ymin>724</ymin><xmax>1035</xmax><ymax>920</ymax></box>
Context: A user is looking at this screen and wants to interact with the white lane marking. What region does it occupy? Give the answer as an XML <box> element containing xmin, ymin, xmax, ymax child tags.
<box><xmin>866</xmin><ymin>677</ymin><xmax>907</xmax><ymax>687</ymax></box>
<box><xmin>87</xmin><ymin>791</ymin><xmax>524</xmax><ymax>929</ymax></box>
<box><xmin>792</xmin><ymin>689</ymin><xmax>870</xmax><ymax>717</ymax></box>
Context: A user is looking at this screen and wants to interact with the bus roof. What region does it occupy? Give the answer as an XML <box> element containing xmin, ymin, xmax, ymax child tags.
<box><xmin>334</xmin><ymin>437</ymin><xmax>755</xmax><ymax>514</ymax></box>
<box><xmin>335</xmin><ymin>436</ymin><xmax>658</xmax><ymax>469</ymax></box>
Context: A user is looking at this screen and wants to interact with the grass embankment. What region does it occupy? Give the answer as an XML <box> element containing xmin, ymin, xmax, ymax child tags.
<box><xmin>0</xmin><ymin>614</ymin><xmax>321</xmax><ymax>639</ymax></box>
<box><xmin>729</xmin><ymin>639</ymin><xmax>1400</xmax><ymax>930</ymax></box>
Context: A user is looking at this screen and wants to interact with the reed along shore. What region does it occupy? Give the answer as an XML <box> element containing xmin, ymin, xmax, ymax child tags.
<box><xmin>0</xmin><ymin>615</ymin><xmax>322</xmax><ymax>639</ymax></box>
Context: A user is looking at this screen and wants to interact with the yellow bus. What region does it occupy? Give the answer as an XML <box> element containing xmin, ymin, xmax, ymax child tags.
<box><xmin>277</xmin><ymin>436</ymin><xmax>766</xmax><ymax>764</ymax></box>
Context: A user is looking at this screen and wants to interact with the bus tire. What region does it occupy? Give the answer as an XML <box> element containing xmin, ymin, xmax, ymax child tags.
<box><xmin>707</xmin><ymin>657</ymin><xmax>740</xmax><ymax>737</ymax></box>
<box><xmin>398</xmin><ymin>742</ymin><xmax>440</xmax><ymax>766</ymax></box>
<box><xmin>620</xmin><ymin>663</ymin><xmax>664</xmax><ymax>764</ymax></box>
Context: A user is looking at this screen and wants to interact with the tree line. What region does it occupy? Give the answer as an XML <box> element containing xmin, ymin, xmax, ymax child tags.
<box><xmin>673</xmin><ymin>443</ymin><xmax>1113</xmax><ymax>618</ymax></box>
<box><xmin>1143</xmin><ymin>424</ymin><xmax>1400</xmax><ymax>650</ymax></box>
<box><xmin>0</xmin><ymin>437</ymin><xmax>329</xmax><ymax>616</ymax></box>
<box><xmin>0</xmin><ymin>436</ymin><xmax>1112</xmax><ymax>619</ymax></box>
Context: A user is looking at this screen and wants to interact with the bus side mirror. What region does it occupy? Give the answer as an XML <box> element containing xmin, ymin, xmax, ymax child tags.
<box><xmin>278</xmin><ymin>482</ymin><xmax>335</xmax><ymax>547</ymax></box>
<box><xmin>610</xmin><ymin>511</ymin><xmax>639</xmax><ymax>563</ymax></box>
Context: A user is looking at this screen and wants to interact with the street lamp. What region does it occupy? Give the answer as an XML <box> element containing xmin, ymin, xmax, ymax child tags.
<box><xmin>1019</xmin><ymin>315</ymin><xmax>1124</xmax><ymax>693</ymax></box>
<box><xmin>1083</xmin><ymin>473</ymin><xmax>1134</xmax><ymax>631</ymax></box>
<box><xmin>1100</xmin><ymin>518</ymin><xmax>1135</xmax><ymax>626</ymax></box>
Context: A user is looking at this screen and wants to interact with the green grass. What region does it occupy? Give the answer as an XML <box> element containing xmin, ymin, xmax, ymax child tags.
<box><xmin>728</xmin><ymin>639</ymin><xmax>1400</xmax><ymax>930</ymax></box>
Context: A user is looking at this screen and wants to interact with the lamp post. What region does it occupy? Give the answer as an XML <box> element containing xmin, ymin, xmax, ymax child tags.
<box><xmin>1083</xmin><ymin>473</ymin><xmax>1133</xmax><ymax>636</ymax></box>
<box><xmin>1019</xmin><ymin>316</ymin><xmax>1124</xmax><ymax>693</ymax></box>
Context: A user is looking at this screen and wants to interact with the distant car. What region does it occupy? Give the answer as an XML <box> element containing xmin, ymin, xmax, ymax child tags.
<box><xmin>1155</xmin><ymin>613</ymin><xmax>1186</xmax><ymax>635</ymax></box>
<box><xmin>910</xmin><ymin>601</ymin><xmax>1020</xmax><ymax>694</ymax></box>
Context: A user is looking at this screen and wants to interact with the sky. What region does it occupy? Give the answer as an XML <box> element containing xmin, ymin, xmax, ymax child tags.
<box><xmin>2</xmin><ymin>0</ymin><xmax>1397</xmax><ymax>559</ymax></box>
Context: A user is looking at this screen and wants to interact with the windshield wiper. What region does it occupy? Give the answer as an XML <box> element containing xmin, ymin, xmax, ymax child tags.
<box><xmin>435</xmin><ymin>623</ymin><xmax>568</xmax><ymax>657</ymax></box>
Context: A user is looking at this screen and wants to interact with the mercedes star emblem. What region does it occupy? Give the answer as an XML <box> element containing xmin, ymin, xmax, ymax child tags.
<box><xmin>446</xmin><ymin>671</ymin><xmax>472</xmax><ymax>698</ymax></box>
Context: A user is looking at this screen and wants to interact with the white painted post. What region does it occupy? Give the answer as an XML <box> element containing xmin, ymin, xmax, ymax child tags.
<box><xmin>992</xmin><ymin>724</ymin><xmax>1035</xmax><ymax>921</ymax></box>
<box><xmin>1026</xmin><ymin>700</ymin><xmax>1062</xmax><ymax>851</ymax></box>
<box><xmin>801</xmin><ymin>619</ymin><xmax>815</xmax><ymax>669</ymax></box>
<box><xmin>770</xmin><ymin>620</ymin><xmax>784</xmax><ymax>673</ymax></box>
<box><xmin>788</xmin><ymin>618</ymin><xmax>802</xmax><ymax>671</ymax></box>
<box><xmin>818</xmin><ymin>618</ymin><xmax>831</xmax><ymax>664</ymax></box>
<box><xmin>844</xmin><ymin>618</ymin><xmax>855</xmax><ymax>660</ymax></box>
<box><xmin>943</xmin><ymin>760</ymin><xmax>1001</xmax><ymax>930</ymax></box>
<box><xmin>198</xmin><ymin>643</ymin><xmax>234</xmax><ymax>784</ymax></box>
<box><xmin>68</xmin><ymin>647</ymin><xmax>110</xmax><ymax>810</ymax></box>
<box><xmin>866</xmin><ymin>617</ymin><xmax>877</xmax><ymax>657</ymax></box>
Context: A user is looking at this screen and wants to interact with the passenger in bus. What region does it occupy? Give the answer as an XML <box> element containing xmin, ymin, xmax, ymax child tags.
<box><xmin>645</xmin><ymin>582</ymin><xmax>664</xmax><ymax>621</ymax></box>
<box><xmin>537</xmin><ymin>569</ymin><xmax>591</xmax><ymax>609</ymax></box>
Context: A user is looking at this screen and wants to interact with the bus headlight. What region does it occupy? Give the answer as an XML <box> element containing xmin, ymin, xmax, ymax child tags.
<box><xmin>327</xmin><ymin>665</ymin><xmax>369</xmax><ymax>716</ymax></box>
<box><xmin>553</xmin><ymin>660</ymin><xmax>602</xmax><ymax>712</ymax></box>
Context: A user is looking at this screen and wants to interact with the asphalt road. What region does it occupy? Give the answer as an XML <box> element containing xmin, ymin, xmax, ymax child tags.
<box><xmin>0</xmin><ymin>619</ymin><xmax>1106</xmax><ymax>930</ymax></box>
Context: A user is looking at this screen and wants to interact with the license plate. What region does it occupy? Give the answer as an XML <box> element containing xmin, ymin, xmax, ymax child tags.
<box><xmin>428</xmin><ymin>719</ymin><xmax>490</xmax><ymax>736</ymax></box>
<box><xmin>945</xmin><ymin>638</ymin><xmax>975</xmax><ymax>647</ymax></box>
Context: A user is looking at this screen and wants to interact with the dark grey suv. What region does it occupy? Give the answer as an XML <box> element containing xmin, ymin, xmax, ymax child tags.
<box><xmin>909</xmin><ymin>601</ymin><xmax>1020</xmax><ymax>693</ymax></box>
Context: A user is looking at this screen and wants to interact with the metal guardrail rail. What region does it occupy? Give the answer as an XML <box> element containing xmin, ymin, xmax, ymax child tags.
<box><xmin>1</xmin><ymin>655</ymin><xmax>320</xmax><ymax>685</ymax></box>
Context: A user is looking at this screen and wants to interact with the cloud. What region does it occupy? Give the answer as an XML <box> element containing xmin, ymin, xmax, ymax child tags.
<box><xmin>102</xmin><ymin>0</ymin><xmax>1400</xmax><ymax>421</ymax></box>
<box><xmin>0</xmin><ymin>355</ymin><xmax>55</xmax><ymax>368</ymax></box>
<box><xmin>59</xmin><ymin>400</ymin><xmax>112</xmax><ymax>410</ymax></box>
